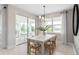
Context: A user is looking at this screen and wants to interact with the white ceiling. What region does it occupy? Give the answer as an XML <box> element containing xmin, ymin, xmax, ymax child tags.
<box><xmin>13</xmin><ymin>4</ymin><xmax>73</xmax><ymax>16</ymax></box>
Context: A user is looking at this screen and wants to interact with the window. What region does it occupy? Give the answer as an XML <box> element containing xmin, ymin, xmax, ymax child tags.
<box><xmin>45</xmin><ymin>16</ymin><xmax>62</xmax><ymax>33</ymax></box>
<box><xmin>53</xmin><ymin>16</ymin><xmax>62</xmax><ymax>33</ymax></box>
<box><xmin>16</xmin><ymin>15</ymin><xmax>35</xmax><ymax>45</ymax></box>
<box><xmin>45</xmin><ymin>18</ymin><xmax>53</xmax><ymax>33</ymax></box>
<box><xmin>28</xmin><ymin>18</ymin><xmax>35</xmax><ymax>37</ymax></box>
<box><xmin>16</xmin><ymin>15</ymin><xmax>27</xmax><ymax>45</ymax></box>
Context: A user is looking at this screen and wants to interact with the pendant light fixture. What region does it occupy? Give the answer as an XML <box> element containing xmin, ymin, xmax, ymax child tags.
<box><xmin>39</xmin><ymin>5</ymin><xmax>46</xmax><ymax>22</ymax></box>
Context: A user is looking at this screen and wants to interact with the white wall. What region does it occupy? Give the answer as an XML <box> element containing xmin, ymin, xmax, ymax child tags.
<box><xmin>1</xmin><ymin>5</ymin><xmax>8</xmax><ymax>48</ymax></box>
<box><xmin>74</xmin><ymin>29</ymin><xmax>79</xmax><ymax>54</ymax></box>
<box><xmin>0</xmin><ymin>5</ymin><xmax>16</xmax><ymax>49</ymax></box>
<box><xmin>7</xmin><ymin>5</ymin><xmax>16</xmax><ymax>49</ymax></box>
<box><xmin>66</xmin><ymin>10</ymin><xmax>74</xmax><ymax>43</ymax></box>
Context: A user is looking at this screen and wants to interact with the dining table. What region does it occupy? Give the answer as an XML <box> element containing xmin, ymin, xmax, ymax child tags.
<box><xmin>27</xmin><ymin>34</ymin><xmax>56</xmax><ymax>55</ymax></box>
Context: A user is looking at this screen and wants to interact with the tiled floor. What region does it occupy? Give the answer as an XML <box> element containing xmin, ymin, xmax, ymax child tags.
<box><xmin>0</xmin><ymin>40</ymin><xmax>74</xmax><ymax>55</ymax></box>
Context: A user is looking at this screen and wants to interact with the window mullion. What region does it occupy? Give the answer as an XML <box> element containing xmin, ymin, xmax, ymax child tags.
<box><xmin>52</xmin><ymin>18</ymin><xmax>53</xmax><ymax>32</ymax></box>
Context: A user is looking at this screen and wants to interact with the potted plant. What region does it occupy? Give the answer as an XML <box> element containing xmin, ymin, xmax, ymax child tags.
<box><xmin>37</xmin><ymin>25</ymin><xmax>49</xmax><ymax>35</ymax></box>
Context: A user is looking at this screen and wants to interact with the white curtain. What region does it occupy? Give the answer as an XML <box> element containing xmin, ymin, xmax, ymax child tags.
<box><xmin>61</xmin><ymin>11</ymin><xmax>67</xmax><ymax>44</ymax></box>
<box><xmin>0</xmin><ymin>11</ymin><xmax>2</xmax><ymax>48</ymax></box>
<box><xmin>62</xmin><ymin>10</ymin><xmax>74</xmax><ymax>44</ymax></box>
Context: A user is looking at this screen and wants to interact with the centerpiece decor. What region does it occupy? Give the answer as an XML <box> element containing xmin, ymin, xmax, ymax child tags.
<box><xmin>37</xmin><ymin>25</ymin><xmax>49</xmax><ymax>35</ymax></box>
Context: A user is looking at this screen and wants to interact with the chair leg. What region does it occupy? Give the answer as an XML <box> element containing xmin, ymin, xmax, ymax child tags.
<box><xmin>35</xmin><ymin>50</ymin><xmax>36</xmax><ymax>55</ymax></box>
<box><xmin>48</xmin><ymin>50</ymin><xmax>52</xmax><ymax>55</ymax></box>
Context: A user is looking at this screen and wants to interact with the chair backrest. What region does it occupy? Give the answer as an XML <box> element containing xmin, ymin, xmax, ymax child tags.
<box><xmin>47</xmin><ymin>33</ymin><xmax>57</xmax><ymax>41</ymax></box>
<box><xmin>54</xmin><ymin>35</ymin><xmax>57</xmax><ymax>41</ymax></box>
<box><xmin>29</xmin><ymin>41</ymin><xmax>41</xmax><ymax>47</ymax></box>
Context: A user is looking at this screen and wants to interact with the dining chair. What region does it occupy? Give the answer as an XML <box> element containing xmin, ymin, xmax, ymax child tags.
<box><xmin>51</xmin><ymin>35</ymin><xmax>57</xmax><ymax>49</ymax></box>
<box><xmin>44</xmin><ymin>35</ymin><xmax>57</xmax><ymax>55</ymax></box>
<box><xmin>29</xmin><ymin>41</ymin><xmax>41</xmax><ymax>55</ymax></box>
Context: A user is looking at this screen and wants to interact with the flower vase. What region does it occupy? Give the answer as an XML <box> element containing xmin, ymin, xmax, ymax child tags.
<box><xmin>43</xmin><ymin>31</ymin><xmax>45</xmax><ymax>35</ymax></box>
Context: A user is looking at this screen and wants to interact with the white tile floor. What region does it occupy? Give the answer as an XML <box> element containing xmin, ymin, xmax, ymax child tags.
<box><xmin>0</xmin><ymin>40</ymin><xmax>74</xmax><ymax>55</ymax></box>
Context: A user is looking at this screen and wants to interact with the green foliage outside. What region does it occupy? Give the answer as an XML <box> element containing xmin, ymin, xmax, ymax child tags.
<box><xmin>46</xmin><ymin>27</ymin><xmax>53</xmax><ymax>32</ymax></box>
<box><xmin>21</xmin><ymin>24</ymin><xmax>27</xmax><ymax>33</ymax></box>
<box><xmin>31</xmin><ymin>26</ymin><xmax>35</xmax><ymax>32</ymax></box>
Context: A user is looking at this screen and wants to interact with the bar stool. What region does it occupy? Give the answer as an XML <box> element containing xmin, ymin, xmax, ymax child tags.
<box><xmin>29</xmin><ymin>41</ymin><xmax>41</xmax><ymax>55</ymax></box>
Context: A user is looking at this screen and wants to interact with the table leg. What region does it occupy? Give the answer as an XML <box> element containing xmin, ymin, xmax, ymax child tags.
<box><xmin>41</xmin><ymin>42</ymin><xmax>45</xmax><ymax>55</ymax></box>
<box><xmin>27</xmin><ymin>40</ymin><xmax>29</xmax><ymax>55</ymax></box>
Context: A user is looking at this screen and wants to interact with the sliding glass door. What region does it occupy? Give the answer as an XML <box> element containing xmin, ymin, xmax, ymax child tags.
<box><xmin>16</xmin><ymin>15</ymin><xmax>35</xmax><ymax>45</ymax></box>
<box><xmin>28</xmin><ymin>18</ymin><xmax>35</xmax><ymax>37</ymax></box>
<box><xmin>16</xmin><ymin>15</ymin><xmax>28</xmax><ymax>45</ymax></box>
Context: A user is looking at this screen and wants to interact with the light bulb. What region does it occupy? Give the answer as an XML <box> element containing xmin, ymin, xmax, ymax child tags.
<box><xmin>42</xmin><ymin>16</ymin><xmax>44</xmax><ymax>20</ymax></box>
<box><xmin>39</xmin><ymin>16</ymin><xmax>41</xmax><ymax>19</ymax></box>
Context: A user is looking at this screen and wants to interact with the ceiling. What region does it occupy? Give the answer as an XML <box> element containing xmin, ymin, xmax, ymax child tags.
<box><xmin>12</xmin><ymin>4</ymin><xmax>73</xmax><ymax>16</ymax></box>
